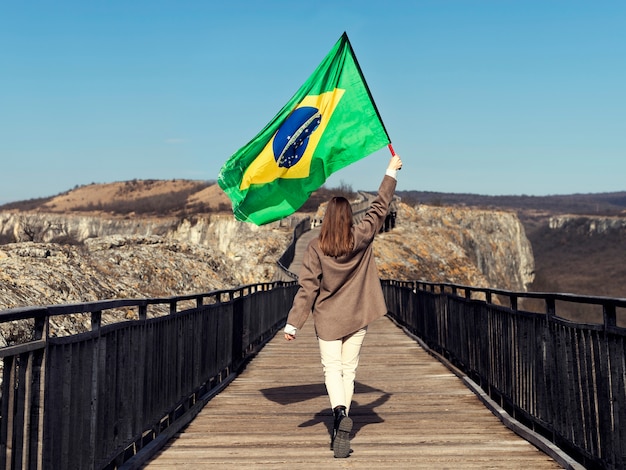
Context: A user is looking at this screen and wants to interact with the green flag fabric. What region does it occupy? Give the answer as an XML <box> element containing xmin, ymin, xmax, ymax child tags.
<box><xmin>218</xmin><ymin>32</ymin><xmax>390</xmax><ymax>225</ymax></box>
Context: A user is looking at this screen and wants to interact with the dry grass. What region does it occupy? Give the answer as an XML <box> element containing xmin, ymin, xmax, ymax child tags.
<box><xmin>2</xmin><ymin>179</ymin><xmax>233</xmax><ymax>216</ymax></box>
<box><xmin>1</xmin><ymin>179</ymin><xmax>350</xmax><ymax>216</ymax></box>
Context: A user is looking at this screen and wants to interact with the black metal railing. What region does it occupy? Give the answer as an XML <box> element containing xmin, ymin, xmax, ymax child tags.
<box><xmin>5</xmin><ymin>275</ymin><xmax>625</xmax><ymax>469</ymax></box>
<box><xmin>382</xmin><ymin>280</ymin><xmax>626</xmax><ymax>470</ymax></box>
<box><xmin>0</xmin><ymin>282</ymin><xmax>298</xmax><ymax>470</ymax></box>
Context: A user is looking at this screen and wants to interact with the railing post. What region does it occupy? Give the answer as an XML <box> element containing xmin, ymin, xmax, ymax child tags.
<box><xmin>603</xmin><ymin>303</ymin><xmax>617</xmax><ymax>329</ymax></box>
<box><xmin>231</xmin><ymin>296</ymin><xmax>244</xmax><ymax>371</ymax></box>
<box><xmin>33</xmin><ymin>316</ymin><xmax>48</xmax><ymax>341</ymax></box>
<box><xmin>139</xmin><ymin>304</ymin><xmax>147</xmax><ymax>321</ymax></box>
<box><xmin>91</xmin><ymin>310</ymin><xmax>102</xmax><ymax>331</ymax></box>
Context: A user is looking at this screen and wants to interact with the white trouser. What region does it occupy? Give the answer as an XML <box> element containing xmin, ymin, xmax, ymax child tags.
<box><xmin>318</xmin><ymin>327</ymin><xmax>367</xmax><ymax>414</ymax></box>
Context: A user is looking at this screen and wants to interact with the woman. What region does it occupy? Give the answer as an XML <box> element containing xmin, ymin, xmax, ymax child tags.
<box><xmin>284</xmin><ymin>154</ymin><xmax>403</xmax><ymax>458</ymax></box>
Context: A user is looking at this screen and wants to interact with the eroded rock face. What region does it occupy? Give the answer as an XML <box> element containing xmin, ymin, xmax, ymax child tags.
<box><xmin>0</xmin><ymin>212</ymin><xmax>177</xmax><ymax>243</ymax></box>
<box><xmin>0</xmin><ymin>218</ymin><xmax>292</xmax><ymax>307</ymax></box>
<box><xmin>0</xmin><ymin>214</ymin><xmax>294</xmax><ymax>342</ymax></box>
<box><xmin>0</xmin><ymin>205</ymin><xmax>535</xmax><ymax>342</ymax></box>
<box><xmin>548</xmin><ymin>215</ymin><xmax>626</xmax><ymax>235</ymax></box>
<box><xmin>374</xmin><ymin>203</ymin><xmax>534</xmax><ymax>292</ymax></box>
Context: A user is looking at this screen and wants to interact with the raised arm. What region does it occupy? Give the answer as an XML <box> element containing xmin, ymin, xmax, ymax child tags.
<box><xmin>353</xmin><ymin>155</ymin><xmax>403</xmax><ymax>246</ymax></box>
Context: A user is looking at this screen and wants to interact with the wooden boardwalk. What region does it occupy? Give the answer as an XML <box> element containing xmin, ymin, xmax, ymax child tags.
<box><xmin>288</xmin><ymin>226</ymin><xmax>319</xmax><ymax>277</ymax></box>
<box><xmin>142</xmin><ymin>316</ymin><xmax>564</xmax><ymax>469</ymax></box>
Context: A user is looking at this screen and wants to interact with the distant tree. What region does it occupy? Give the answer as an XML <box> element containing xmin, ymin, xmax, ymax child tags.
<box><xmin>334</xmin><ymin>180</ymin><xmax>355</xmax><ymax>198</ymax></box>
<box><xmin>18</xmin><ymin>215</ymin><xmax>46</xmax><ymax>242</ymax></box>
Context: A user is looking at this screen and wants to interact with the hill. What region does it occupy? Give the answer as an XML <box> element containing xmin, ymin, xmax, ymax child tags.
<box><xmin>0</xmin><ymin>179</ymin><xmax>353</xmax><ymax>217</ymax></box>
<box><xmin>396</xmin><ymin>190</ymin><xmax>626</xmax><ymax>215</ymax></box>
<box><xmin>0</xmin><ymin>179</ymin><xmax>227</xmax><ymax>216</ymax></box>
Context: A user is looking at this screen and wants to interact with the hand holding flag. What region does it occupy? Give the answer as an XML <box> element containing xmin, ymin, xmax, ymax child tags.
<box><xmin>388</xmin><ymin>154</ymin><xmax>403</xmax><ymax>172</ymax></box>
<box><xmin>218</xmin><ymin>32</ymin><xmax>392</xmax><ymax>225</ymax></box>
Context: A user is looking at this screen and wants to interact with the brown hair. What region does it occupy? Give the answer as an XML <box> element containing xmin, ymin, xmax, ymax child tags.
<box><xmin>319</xmin><ymin>196</ymin><xmax>353</xmax><ymax>257</ymax></box>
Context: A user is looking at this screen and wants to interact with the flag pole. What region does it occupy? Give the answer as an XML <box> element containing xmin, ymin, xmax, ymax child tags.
<box><xmin>388</xmin><ymin>143</ymin><xmax>396</xmax><ymax>156</ymax></box>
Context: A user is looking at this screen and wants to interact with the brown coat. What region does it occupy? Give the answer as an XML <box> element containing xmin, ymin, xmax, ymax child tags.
<box><xmin>286</xmin><ymin>174</ymin><xmax>396</xmax><ymax>341</ymax></box>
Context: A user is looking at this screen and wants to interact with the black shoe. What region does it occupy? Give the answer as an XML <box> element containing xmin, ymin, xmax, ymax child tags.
<box><xmin>330</xmin><ymin>406</ymin><xmax>345</xmax><ymax>450</ymax></box>
<box><xmin>331</xmin><ymin>406</ymin><xmax>352</xmax><ymax>458</ymax></box>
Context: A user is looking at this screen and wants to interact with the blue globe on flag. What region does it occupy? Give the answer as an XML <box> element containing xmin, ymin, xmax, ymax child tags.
<box><xmin>273</xmin><ymin>106</ymin><xmax>322</xmax><ymax>168</ymax></box>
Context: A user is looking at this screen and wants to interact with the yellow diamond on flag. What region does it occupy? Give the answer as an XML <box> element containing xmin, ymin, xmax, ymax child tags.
<box><xmin>239</xmin><ymin>89</ymin><xmax>345</xmax><ymax>190</ymax></box>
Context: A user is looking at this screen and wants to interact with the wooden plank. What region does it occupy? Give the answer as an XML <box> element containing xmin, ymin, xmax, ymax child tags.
<box><xmin>143</xmin><ymin>316</ymin><xmax>564</xmax><ymax>469</ymax></box>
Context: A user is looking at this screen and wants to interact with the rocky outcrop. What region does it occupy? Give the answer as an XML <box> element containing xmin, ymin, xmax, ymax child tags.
<box><xmin>0</xmin><ymin>205</ymin><xmax>534</xmax><ymax>342</ymax></box>
<box><xmin>0</xmin><ymin>211</ymin><xmax>295</xmax><ymax>286</ymax></box>
<box><xmin>548</xmin><ymin>215</ymin><xmax>626</xmax><ymax>235</ymax></box>
<box><xmin>0</xmin><ymin>213</ymin><xmax>293</xmax><ymax>301</ymax></box>
<box><xmin>0</xmin><ymin>237</ymin><xmax>236</xmax><ymax>341</ymax></box>
<box><xmin>0</xmin><ymin>205</ymin><xmax>536</xmax><ymax>302</ymax></box>
<box><xmin>374</xmin><ymin>203</ymin><xmax>534</xmax><ymax>291</ymax></box>
<box><xmin>0</xmin><ymin>212</ymin><xmax>178</xmax><ymax>243</ymax></box>
<box><xmin>0</xmin><ymin>213</ymin><xmax>294</xmax><ymax>341</ymax></box>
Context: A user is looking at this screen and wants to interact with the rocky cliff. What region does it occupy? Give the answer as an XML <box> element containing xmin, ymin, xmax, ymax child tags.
<box><xmin>374</xmin><ymin>203</ymin><xmax>534</xmax><ymax>291</ymax></box>
<box><xmin>0</xmin><ymin>204</ymin><xmax>536</xmax><ymax>306</ymax></box>
<box><xmin>0</xmin><ymin>212</ymin><xmax>293</xmax><ymax>307</ymax></box>
<box><xmin>0</xmin><ymin>213</ymin><xmax>291</xmax><ymax>288</ymax></box>
<box><xmin>0</xmin><ymin>203</ymin><xmax>534</xmax><ymax>341</ymax></box>
<box><xmin>548</xmin><ymin>214</ymin><xmax>626</xmax><ymax>234</ymax></box>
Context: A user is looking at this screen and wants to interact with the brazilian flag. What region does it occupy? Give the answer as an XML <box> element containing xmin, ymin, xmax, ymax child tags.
<box><xmin>218</xmin><ymin>32</ymin><xmax>390</xmax><ymax>225</ymax></box>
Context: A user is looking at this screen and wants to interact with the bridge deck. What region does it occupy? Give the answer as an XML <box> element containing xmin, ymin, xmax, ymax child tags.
<box><xmin>143</xmin><ymin>316</ymin><xmax>562</xmax><ymax>469</ymax></box>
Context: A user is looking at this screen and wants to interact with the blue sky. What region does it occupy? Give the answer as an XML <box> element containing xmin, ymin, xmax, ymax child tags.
<box><xmin>1</xmin><ymin>1</ymin><xmax>625</xmax><ymax>205</ymax></box>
